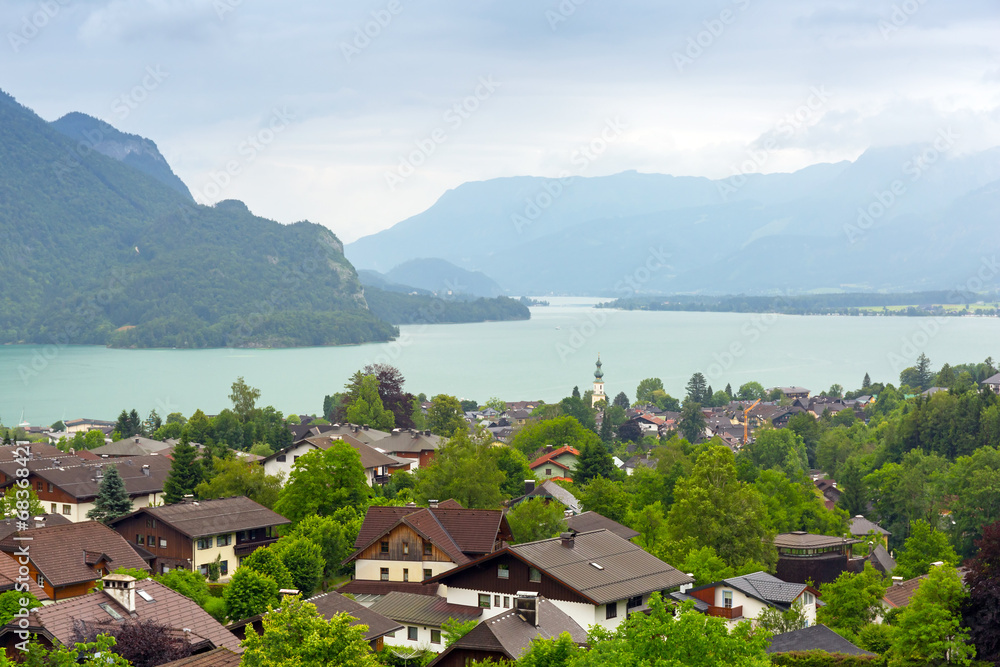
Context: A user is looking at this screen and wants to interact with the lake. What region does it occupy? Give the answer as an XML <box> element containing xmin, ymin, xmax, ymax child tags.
<box><xmin>3</xmin><ymin>298</ymin><xmax>999</xmax><ymax>426</ymax></box>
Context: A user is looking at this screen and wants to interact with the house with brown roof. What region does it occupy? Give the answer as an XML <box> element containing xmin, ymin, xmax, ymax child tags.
<box><xmin>369</xmin><ymin>591</ymin><xmax>481</xmax><ymax>653</ymax></box>
<box><xmin>261</xmin><ymin>433</ymin><xmax>398</xmax><ymax>486</ymax></box>
<box><xmin>159</xmin><ymin>648</ymin><xmax>241</xmax><ymax>667</ymax></box>
<box><xmin>0</xmin><ymin>522</ymin><xmax>149</xmax><ymax>601</ymax></box>
<box><xmin>376</xmin><ymin>429</ymin><xmax>444</xmax><ymax>471</ymax></box>
<box><xmin>109</xmin><ymin>496</ymin><xmax>290</xmax><ymax>579</ymax></box>
<box><xmin>528</xmin><ymin>446</ymin><xmax>580</xmax><ymax>482</ymax></box>
<box><xmin>428</xmin><ymin>594</ymin><xmax>587</xmax><ymax>667</ymax></box>
<box><xmin>564</xmin><ymin>511</ymin><xmax>639</xmax><ymax>541</ymax></box>
<box><xmin>89</xmin><ymin>436</ymin><xmax>172</xmax><ymax>458</ymax></box>
<box><xmin>340</xmin><ymin>502</ymin><xmax>512</xmax><ymax>598</ymax></box>
<box><xmin>0</xmin><ymin>574</ymin><xmax>241</xmax><ymax>659</ymax></box>
<box><xmin>425</xmin><ymin>529</ymin><xmax>693</xmax><ymax>632</ymax></box>
<box><xmin>882</xmin><ymin>574</ymin><xmax>928</xmax><ymax>610</ymax></box>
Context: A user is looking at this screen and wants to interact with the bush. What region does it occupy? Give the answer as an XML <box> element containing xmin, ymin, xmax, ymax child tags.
<box><xmin>770</xmin><ymin>652</ymin><xmax>882</xmax><ymax>667</ymax></box>
<box><xmin>203</xmin><ymin>596</ymin><xmax>227</xmax><ymax>623</ymax></box>
<box><xmin>856</xmin><ymin>623</ymin><xmax>894</xmax><ymax>655</ymax></box>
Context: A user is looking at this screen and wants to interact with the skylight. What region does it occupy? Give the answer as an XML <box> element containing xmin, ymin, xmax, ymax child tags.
<box><xmin>590</xmin><ymin>562</ymin><xmax>604</xmax><ymax>570</ymax></box>
<box><xmin>99</xmin><ymin>603</ymin><xmax>123</xmax><ymax>620</ymax></box>
<box><xmin>137</xmin><ymin>590</ymin><xmax>154</xmax><ymax>602</ymax></box>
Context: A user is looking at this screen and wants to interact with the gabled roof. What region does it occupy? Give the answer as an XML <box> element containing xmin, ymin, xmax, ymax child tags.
<box><xmin>0</xmin><ymin>522</ymin><xmax>149</xmax><ymax>587</ymax></box>
<box><xmin>90</xmin><ymin>437</ymin><xmax>172</xmax><ymax>457</ymax></box>
<box><xmin>111</xmin><ymin>496</ymin><xmax>290</xmax><ymax>538</ymax></box>
<box><xmin>767</xmin><ymin>624</ymin><xmax>875</xmax><ymax>656</ymax></box>
<box><xmin>883</xmin><ymin>575</ymin><xmax>927</xmax><ymax>608</ymax></box>
<box><xmin>564</xmin><ymin>512</ymin><xmax>639</xmax><ymax>541</ymax></box>
<box><xmin>849</xmin><ymin>515</ymin><xmax>890</xmax><ymax>537</ymax></box>
<box><xmin>981</xmin><ymin>372</ymin><xmax>1000</xmax><ymax>386</ymax></box>
<box><xmin>378</xmin><ymin>429</ymin><xmax>443</xmax><ymax>454</ymax></box>
<box><xmin>304</xmin><ymin>435</ymin><xmax>397</xmax><ymax>470</ymax></box>
<box><xmin>297</xmin><ymin>424</ymin><xmax>391</xmax><ymax>446</ymax></box>
<box><xmin>693</xmin><ymin>571</ymin><xmax>806</xmax><ymax>608</ymax></box>
<box><xmin>307</xmin><ymin>592</ymin><xmax>403</xmax><ymax>640</ymax></box>
<box><xmin>0</xmin><ymin>549</ymin><xmax>50</xmax><ymax>600</ymax></box>
<box><xmin>428</xmin><ymin>529</ymin><xmax>693</xmax><ymax>605</ymax></box>
<box><xmin>868</xmin><ymin>544</ymin><xmax>897</xmax><ymax>575</ymax></box>
<box><xmin>158</xmin><ymin>648</ymin><xmax>241</xmax><ymax>667</ymax></box>
<box><xmin>337</xmin><ymin>580</ymin><xmax>441</xmax><ymax>597</ymax></box>
<box><xmin>510</xmin><ymin>480</ymin><xmax>581</xmax><ymax>515</ymax></box>
<box><xmin>528</xmin><ymin>446</ymin><xmax>580</xmax><ymax>470</ymax></box>
<box><xmin>18</xmin><ymin>455</ymin><xmax>173</xmax><ymax>501</ymax></box>
<box><xmin>369</xmin><ymin>591</ymin><xmax>481</xmax><ymax>627</ymax></box>
<box><xmin>428</xmin><ymin>597</ymin><xmax>586</xmax><ymax>666</ymax></box>
<box><xmin>8</xmin><ymin>579</ymin><xmax>241</xmax><ymax>652</ymax></box>
<box><xmin>0</xmin><ymin>513</ymin><xmax>72</xmax><ymax>542</ymax></box>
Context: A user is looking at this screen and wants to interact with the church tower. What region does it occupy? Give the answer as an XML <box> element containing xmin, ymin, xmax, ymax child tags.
<box><xmin>591</xmin><ymin>355</ymin><xmax>606</xmax><ymax>407</ymax></box>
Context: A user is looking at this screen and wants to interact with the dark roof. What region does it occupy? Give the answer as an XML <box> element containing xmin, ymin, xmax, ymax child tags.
<box><xmin>564</xmin><ymin>512</ymin><xmax>639</xmax><ymax>540</ymax></box>
<box><xmin>869</xmin><ymin>544</ymin><xmax>897</xmax><ymax>575</ymax></box>
<box><xmin>982</xmin><ymin>372</ymin><xmax>1000</xmax><ymax>386</ymax></box>
<box><xmin>849</xmin><ymin>516</ymin><xmax>890</xmax><ymax>536</ymax></box>
<box><xmin>297</xmin><ymin>435</ymin><xmax>397</xmax><ymax>470</ymax></box>
<box><xmin>0</xmin><ymin>513</ymin><xmax>72</xmax><ymax>541</ymax></box>
<box><xmin>774</xmin><ymin>533</ymin><xmax>861</xmax><ymax>549</ymax></box>
<box><xmin>112</xmin><ymin>496</ymin><xmax>290</xmax><ymax>538</ymax></box>
<box><xmin>337</xmin><ymin>580</ymin><xmax>441</xmax><ymax>597</ymax></box>
<box><xmin>692</xmin><ymin>571</ymin><xmax>806</xmax><ymax>608</ymax></box>
<box><xmin>0</xmin><ymin>522</ymin><xmax>149</xmax><ymax>587</ymax></box>
<box><xmin>767</xmin><ymin>624</ymin><xmax>875</xmax><ymax>656</ymax></box>
<box><xmin>431</xmin><ymin>529</ymin><xmax>693</xmax><ymax>605</ymax></box>
<box><xmin>298</xmin><ymin>424</ymin><xmax>391</xmax><ymax>446</ymax></box>
<box><xmin>377</xmin><ymin>430</ymin><xmax>443</xmax><ymax>454</ymax></box>
<box><xmin>669</xmin><ymin>591</ymin><xmax>709</xmax><ymax>612</ymax></box>
<box><xmin>369</xmin><ymin>591</ymin><xmax>481</xmax><ymax>627</ymax></box>
<box><xmin>91</xmin><ymin>437</ymin><xmax>172</xmax><ymax>457</ymax></box>
<box><xmin>883</xmin><ymin>575</ymin><xmax>927</xmax><ymax>608</ymax></box>
<box><xmin>10</xmin><ymin>579</ymin><xmax>240</xmax><ymax>652</ymax></box>
<box><xmin>22</xmin><ymin>455</ymin><xmax>173</xmax><ymax>501</ymax></box>
<box><xmin>307</xmin><ymin>592</ymin><xmax>403</xmax><ymax>640</ymax></box>
<box><xmin>428</xmin><ymin>597</ymin><xmax>586</xmax><ymax>666</ymax></box>
<box><xmin>158</xmin><ymin>648</ymin><xmax>241</xmax><ymax>667</ymax></box>
<box><xmin>0</xmin><ymin>443</ymin><xmax>64</xmax><ymax>462</ymax></box>
<box><xmin>509</xmin><ymin>480</ymin><xmax>581</xmax><ymax>515</ymax></box>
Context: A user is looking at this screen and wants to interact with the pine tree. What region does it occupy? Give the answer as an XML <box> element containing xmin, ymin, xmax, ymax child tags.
<box><xmin>724</xmin><ymin>383</ymin><xmax>733</xmax><ymax>398</ymax></box>
<box><xmin>128</xmin><ymin>409</ymin><xmax>142</xmax><ymax>437</ymax></box>
<box><xmin>87</xmin><ymin>466</ymin><xmax>133</xmax><ymax>523</ymax></box>
<box><xmin>574</xmin><ymin>440</ymin><xmax>618</xmax><ymax>485</ymax></box>
<box><xmin>571</xmin><ymin>386</ymin><xmax>581</xmax><ymax>399</ymax></box>
<box><xmin>862</xmin><ymin>372</ymin><xmax>871</xmax><ymax>389</ymax></box>
<box><xmin>163</xmin><ymin>436</ymin><xmax>203</xmax><ymax>504</ymax></box>
<box><xmin>599</xmin><ymin>413</ymin><xmax>614</xmax><ymax>444</ymax></box>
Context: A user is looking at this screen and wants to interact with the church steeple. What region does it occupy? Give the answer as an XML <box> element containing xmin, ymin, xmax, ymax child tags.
<box><xmin>592</xmin><ymin>354</ymin><xmax>606</xmax><ymax>407</ymax></box>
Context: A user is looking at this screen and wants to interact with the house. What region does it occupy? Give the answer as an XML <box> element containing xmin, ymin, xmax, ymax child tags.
<box><xmin>882</xmin><ymin>574</ymin><xmax>928</xmax><ymax>610</ymax></box>
<box><xmin>261</xmin><ymin>434</ymin><xmax>397</xmax><ymax>486</ymax></box>
<box><xmin>508</xmin><ymin>479</ymin><xmax>582</xmax><ymax>515</ymax></box>
<box><xmin>774</xmin><ymin>387</ymin><xmax>811</xmax><ymax>400</ymax></box>
<box><xmin>425</xmin><ymin>529</ymin><xmax>693</xmax><ymax>632</ymax></box>
<box><xmin>377</xmin><ymin>429</ymin><xmax>443</xmax><ymax>471</ymax></box>
<box><xmin>369</xmin><ymin>591</ymin><xmax>482</xmax><ymax>653</ymax></box>
<box><xmin>0</xmin><ymin>454</ymin><xmax>172</xmax><ymax>522</ymax></box>
<box><xmin>564</xmin><ymin>512</ymin><xmax>639</xmax><ymax>541</ymax></box>
<box><xmin>0</xmin><ymin>513</ymin><xmax>72</xmax><ymax>541</ymax></box>
<box><xmin>528</xmin><ymin>446</ymin><xmax>580</xmax><ymax>482</ymax></box>
<box><xmin>89</xmin><ymin>436</ymin><xmax>172</xmax><ymax>457</ymax></box>
<box><xmin>620</xmin><ymin>455</ymin><xmax>657</xmax><ymax>476</ymax></box>
<box><xmin>63</xmin><ymin>419</ymin><xmax>117</xmax><ymax>435</ymax></box>
<box><xmin>109</xmin><ymin>496</ymin><xmax>290</xmax><ymax>579</ymax></box>
<box><xmin>868</xmin><ymin>544</ymin><xmax>897</xmax><ymax>575</ymax></box>
<box><xmin>0</xmin><ymin>549</ymin><xmax>50</xmax><ymax>601</ymax></box>
<box><xmin>767</xmin><ymin>624</ymin><xmax>875</xmax><ymax>657</ymax></box>
<box><xmin>849</xmin><ymin>515</ymin><xmax>890</xmax><ymax>548</ymax></box>
<box><xmin>0</xmin><ymin>574</ymin><xmax>241</xmax><ymax>658</ymax></box>
<box><xmin>774</xmin><ymin>532</ymin><xmax>863</xmax><ymax>585</ymax></box>
<box><xmin>674</xmin><ymin>571</ymin><xmax>818</xmax><ymax>627</ymax></box>
<box><xmin>428</xmin><ymin>594</ymin><xmax>587</xmax><ymax>667</ymax></box>
<box><xmin>982</xmin><ymin>372</ymin><xmax>1000</xmax><ymax>394</ymax></box>
<box><xmin>814</xmin><ymin>478</ymin><xmax>841</xmax><ymax>510</ymax></box>
<box><xmin>340</xmin><ymin>502</ymin><xmax>512</xmax><ymax>598</ymax></box>
<box><xmin>0</xmin><ymin>522</ymin><xmax>149</xmax><ymax>601</ymax></box>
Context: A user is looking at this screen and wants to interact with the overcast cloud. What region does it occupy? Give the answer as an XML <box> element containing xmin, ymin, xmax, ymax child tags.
<box><xmin>2</xmin><ymin>0</ymin><xmax>998</xmax><ymax>241</ymax></box>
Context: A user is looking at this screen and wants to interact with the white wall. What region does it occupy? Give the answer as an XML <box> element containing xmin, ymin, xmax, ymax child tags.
<box><xmin>54</xmin><ymin>492</ymin><xmax>160</xmax><ymax>523</ymax></box>
<box><xmin>444</xmin><ymin>586</ymin><xmax>616</xmax><ymax>632</ymax></box>
<box><xmin>192</xmin><ymin>534</ymin><xmax>237</xmax><ymax>582</ymax></box>
<box><xmin>262</xmin><ymin>442</ymin><xmax>317</xmax><ymax>480</ymax></box>
<box><xmin>355</xmin><ymin>558</ymin><xmax>456</xmax><ymax>583</ymax></box>
<box><xmin>382</xmin><ymin>623</ymin><xmax>448</xmax><ymax>653</ymax></box>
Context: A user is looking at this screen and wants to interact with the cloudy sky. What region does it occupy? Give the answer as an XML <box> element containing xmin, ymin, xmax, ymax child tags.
<box><xmin>3</xmin><ymin>0</ymin><xmax>998</xmax><ymax>242</ymax></box>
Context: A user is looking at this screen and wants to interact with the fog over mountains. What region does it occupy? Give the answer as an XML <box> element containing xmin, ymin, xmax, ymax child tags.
<box><xmin>347</xmin><ymin>144</ymin><xmax>1000</xmax><ymax>296</ymax></box>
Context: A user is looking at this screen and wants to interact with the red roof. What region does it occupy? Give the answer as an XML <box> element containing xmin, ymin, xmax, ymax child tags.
<box><xmin>528</xmin><ymin>446</ymin><xmax>580</xmax><ymax>470</ymax></box>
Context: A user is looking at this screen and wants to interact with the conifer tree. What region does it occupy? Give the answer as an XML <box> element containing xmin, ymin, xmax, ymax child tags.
<box><xmin>862</xmin><ymin>372</ymin><xmax>871</xmax><ymax>389</ymax></box>
<box><xmin>87</xmin><ymin>466</ymin><xmax>133</xmax><ymax>523</ymax></box>
<box><xmin>163</xmin><ymin>436</ymin><xmax>203</xmax><ymax>504</ymax></box>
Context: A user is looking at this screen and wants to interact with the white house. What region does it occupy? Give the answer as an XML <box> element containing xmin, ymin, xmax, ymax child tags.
<box><xmin>673</xmin><ymin>571</ymin><xmax>818</xmax><ymax>627</ymax></box>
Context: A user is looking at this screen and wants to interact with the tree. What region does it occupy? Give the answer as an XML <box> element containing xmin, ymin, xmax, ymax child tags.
<box><xmin>485</xmin><ymin>397</ymin><xmax>508</xmax><ymax>414</ymax></box>
<box><xmin>288</xmin><ymin>509</ymin><xmax>363</xmax><ymax>580</ymax></box>
<box><xmin>756</xmin><ymin>602</ymin><xmax>807</xmax><ymax>635</ymax></box>
<box><xmin>72</xmin><ymin>617</ymin><xmax>191</xmax><ymax>667</ymax></box>
<box><xmin>19</xmin><ymin>635</ymin><xmax>133</xmax><ymax>667</ymax></box>
<box><xmin>617</xmin><ymin>420</ymin><xmax>642</xmax><ymax>443</ymax></box>
<box><xmin>738</xmin><ymin>381</ymin><xmax>767</xmax><ymax>401</ymax></box>
<box><xmin>574</xmin><ymin>440</ymin><xmax>619</xmax><ymax>486</ymax></box>
<box><xmin>273</xmin><ymin>537</ymin><xmax>325</xmax><ymax>597</ymax></box>
<box><xmin>489</xmin><ymin>446</ymin><xmax>535</xmax><ymax>499</ymax></box>
<box><xmin>890</xmin><ymin>565</ymin><xmax>975</xmax><ymax>667</ymax></box>
<box><xmin>817</xmin><ymin>563</ymin><xmax>888</xmax><ymax>635</ymax></box>
<box><xmin>0</xmin><ymin>590</ymin><xmax>40</xmax><ymax>626</ymax></box>
<box><xmin>572</xmin><ymin>594</ymin><xmax>771</xmax><ymax>667</ymax></box>
<box><xmin>915</xmin><ymin>353</ymin><xmax>934</xmax><ymax>391</ymax></box>
<box><xmin>678</xmin><ymin>401</ymin><xmax>706</xmax><ymax>443</ymax></box>
<box><xmin>837</xmin><ymin>457</ymin><xmax>868</xmax><ymax>518</ymax></box>
<box><xmin>358</xmin><ymin>363</ymin><xmax>415</xmax><ymax>429</ymax></box>
<box><xmin>599</xmin><ymin>413</ymin><xmax>614</xmax><ymax>444</ymax></box>
<box><xmin>242</xmin><ymin>545</ymin><xmax>295</xmax><ymax>589</ymax></box>
<box><xmin>786</xmin><ymin>412</ymin><xmax>821</xmax><ymax>467</ymax></box>
<box><xmin>863</xmin><ymin>372</ymin><xmax>872</xmax><ymax>389</ymax></box>
<box><xmin>894</xmin><ymin>519</ymin><xmax>959</xmax><ymax>580</ymax></box>
<box><xmin>274</xmin><ymin>443</ymin><xmax>371</xmax><ymax>524</ymax></box>
<box><xmin>635</xmin><ymin>378</ymin><xmax>664</xmax><ymax>404</ymax></box>
<box><xmin>963</xmin><ymin>520</ymin><xmax>1000</xmax><ymax>665</ymax></box>
<box><xmin>515</xmin><ymin>631</ymin><xmax>583</xmax><ymax>666</ymax></box>
<box><xmin>162</xmin><ymin>436</ymin><xmax>203</xmax><ymax>504</ymax></box>
<box><xmin>0</xmin><ymin>486</ymin><xmax>44</xmax><ymax>519</ymax></box>
<box><xmin>612</xmin><ymin>392</ymin><xmax>629</xmax><ymax>409</ymax></box>
<box><xmin>677</xmin><ymin>546</ymin><xmax>736</xmax><ymax>586</ymax></box>
<box><xmin>626</xmin><ymin>501</ymin><xmax>668</xmax><ymax>550</ymax></box>
<box><xmin>240</xmin><ymin>595</ymin><xmax>380</xmax><ymax>667</ymax></box>
<box><xmin>195</xmin><ymin>457</ymin><xmax>284</xmax><ymax>509</ymax></box>
<box><xmin>685</xmin><ymin>372</ymin><xmax>708</xmax><ymax>403</ymax></box>
<box><xmin>510</xmin><ymin>415</ymin><xmax>601</xmax><ymax>459</ymax></box>
<box><xmin>86</xmin><ymin>466</ymin><xmax>132</xmax><ymax>523</ymax></box>
<box><xmin>427</xmin><ymin>394</ymin><xmax>466</xmax><ymax>436</ymax></box>
<box><xmin>155</xmin><ymin>566</ymin><xmax>210</xmax><ymax>606</ymax></box>
<box><xmin>441</xmin><ymin>617</ymin><xmax>479</xmax><ymax>648</ymax></box>
<box><xmin>666</xmin><ymin>446</ymin><xmax>775</xmax><ymax>569</ymax></box>
<box><xmin>507</xmin><ymin>498</ymin><xmax>566</xmax><ymax>544</ymax></box>
<box><xmin>230</xmin><ymin>376</ymin><xmax>262</xmax><ymax>422</ymax></box>
<box><xmin>344</xmin><ymin>374</ymin><xmax>395</xmax><ymax>431</ymax></box>
<box><xmin>415</xmin><ymin>429</ymin><xmax>504</xmax><ymax>509</ymax></box>
<box><xmin>578</xmin><ymin>477</ymin><xmax>630</xmax><ymax>523</ymax></box>
<box><xmin>224</xmin><ymin>567</ymin><xmax>281</xmax><ymax>621</ymax></box>
<box><xmin>741</xmin><ymin>428</ymin><xmax>808</xmax><ymax>476</ymax></box>
<box><xmin>571</xmin><ymin>386</ymin><xmax>581</xmax><ymax>399</ymax></box>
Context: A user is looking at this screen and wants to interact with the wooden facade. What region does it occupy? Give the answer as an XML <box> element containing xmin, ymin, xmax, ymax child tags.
<box><xmin>1</xmin><ymin>554</ymin><xmax>100</xmax><ymax>602</ymax></box>
<box><xmin>357</xmin><ymin>525</ymin><xmax>453</xmax><ymax>564</ymax></box>
<box><xmin>437</xmin><ymin>552</ymin><xmax>592</xmax><ymax>605</ymax></box>
<box><xmin>433</xmin><ymin>648</ymin><xmax>508</xmax><ymax>666</ymax></box>
<box><xmin>111</xmin><ymin>514</ymin><xmax>192</xmax><ymax>572</ymax></box>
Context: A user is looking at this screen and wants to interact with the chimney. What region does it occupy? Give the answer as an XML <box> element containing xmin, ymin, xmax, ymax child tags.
<box><xmin>428</xmin><ymin>499</ymin><xmax>439</xmax><ymax>509</ymax></box>
<box><xmin>33</xmin><ymin>516</ymin><xmax>45</xmax><ymax>528</ymax></box>
<box><xmin>134</xmin><ymin>437</ymin><xmax>140</xmax><ymax>443</ymax></box>
<box><xmin>560</xmin><ymin>532</ymin><xmax>574</xmax><ymax>548</ymax></box>
<box><xmin>930</xmin><ymin>560</ymin><xmax>944</xmax><ymax>567</ymax></box>
<box><xmin>364</xmin><ymin>425</ymin><xmax>369</xmax><ymax>431</ymax></box>
<box><xmin>103</xmin><ymin>574</ymin><xmax>137</xmax><ymax>613</ymax></box>
<box><xmin>892</xmin><ymin>576</ymin><xmax>904</xmax><ymax>585</ymax></box>
<box><xmin>524</xmin><ymin>480</ymin><xmax>536</xmax><ymax>495</ymax></box>
<box><xmin>142</xmin><ymin>465</ymin><xmax>150</xmax><ymax>477</ymax></box>
<box><xmin>515</xmin><ymin>592</ymin><xmax>539</xmax><ymax>627</ymax></box>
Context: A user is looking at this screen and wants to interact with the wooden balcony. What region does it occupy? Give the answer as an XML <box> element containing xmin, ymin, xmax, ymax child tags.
<box><xmin>706</xmin><ymin>605</ymin><xmax>743</xmax><ymax>620</ymax></box>
<box><xmin>234</xmin><ymin>537</ymin><xmax>279</xmax><ymax>556</ymax></box>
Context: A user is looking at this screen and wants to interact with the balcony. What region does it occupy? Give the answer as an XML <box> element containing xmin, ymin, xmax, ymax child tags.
<box><xmin>706</xmin><ymin>605</ymin><xmax>743</xmax><ymax>620</ymax></box>
<box><xmin>234</xmin><ymin>537</ymin><xmax>279</xmax><ymax>556</ymax></box>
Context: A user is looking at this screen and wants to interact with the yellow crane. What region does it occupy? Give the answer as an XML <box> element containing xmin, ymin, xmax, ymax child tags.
<box><xmin>743</xmin><ymin>398</ymin><xmax>761</xmax><ymax>446</ymax></box>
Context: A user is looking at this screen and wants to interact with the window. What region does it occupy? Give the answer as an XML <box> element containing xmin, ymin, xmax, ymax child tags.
<box><xmin>47</xmin><ymin>483</ymin><xmax>53</xmax><ymax>493</ymax></box>
<box><xmin>99</xmin><ymin>603</ymin><xmax>123</xmax><ymax>620</ymax></box>
<box><xmin>504</xmin><ymin>596</ymin><xmax>510</xmax><ymax>608</ymax></box>
<box><xmin>293</xmin><ymin>455</ymin><xmax>299</xmax><ymax>461</ymax></box>
<box><xmin>403</xmin><ymin>542</ymin><xmax>409</xmax><ymax>555</ymax></box>
<box><xmin>407</xmin><ymin>626</ymin><xmax>418</xmax><ymax>641</ymax></box>
<box><xmin>159</xmin><ymin>538</ymin><xmax>167</xmax><ymax>548</ymax></box>
<box><xmin>431</xmin><ymin>629</ymin><xmax>441</xmax><ymax>644</ymax></box>
<box><xmin>36</xmin><ymin>574</ymin><xmax>44</xmax><ymax>587</ymax></box>
<box><xmin>403</xmin><ymin>568</ymin><xmax>409</xmax><ymax>582</ymax></box>
<box><xmin>220</xmin><ymin>560</ymin><xmax>229</xmax><ymax>576</ymax></box>
<box><xmin>423</xmin><ymin>541</ymin><xmax>433</xmax><ymax>556</ymax></box>
<box><xmin>529</xmin><ymin>567</ymin><xmax>541</xmax><ymax>583</ymax></box>
<box><xmin>62</xmin><ymin>505</ymin><xmax>71</xmax><ymax>515</ymax></box>
<box><xmin>380</xmin><ymin>568</ymin><xmax>389</xmax><ymax>581</ymax></box>
<box><xmin>627</xmin><ymin>595</ymin><xmax>643</xmax><ymax>609</ymax></box>
<box><xmin>498</xmin><ymin>564</ymin><xmax>509</xmax><ymax>579</ymax></box>
<box><xmin>606</xmin><ymin>602</ymin><xmax>618</xmax><ymax>619</ymax></box>
<box><xmin>385</xmin><ymin>630</ymin><xmax>395</xmax><ymax>638</ymax></box>
<box><xmin>50</xmin><ymin>503</ymin><xmax>56</xmax><ymax>513</ymax></box>
<box><xmin>723</xmin><ymin>591</ymin><xmax>733</xmax><ymax>609</ymax></box>
<box><xmin>424</xmin><ymin>568</ymin><xmax>432</xmax><ymax>580</ymax></box>
<box><xmin>136</xmin><ymin>534</ymin><xmax>144</xmax><ymax>545</ymax></box>
<box><xmin>36</xmin><ymin>481</ymin><xmax>43</xmax><ymax>492</ymax></box>
<box><xmin>802</xmin><ymin>592</ymin><xmax>814</xmax><ymax>605</ymax></box>
<box><xmin>494</xmin><ymin>595</ymin><xmax>501</xmax><ymax>607</ymax></box>
<box><xmin>147</xmin><ymin>535</ymin><xmax>155</xmax><ymax>547</ymax></box>
<box><xmin>276</xmin><ymin>454</ymin><xmax>286</xmax><ymax>462</ymax></box>
<box><xmin>217</xmin><ymin>534</ymin><xmax>231</xmax><ymax>547</ymax></box>
<box><xmin>545</xmin><ymin>468</ymin><xmax>552</xmax><ymax>476</ymax></box>
<box><xmin>136</xmin><ymin>589</ymin><xmax>154</xmax><ymax>602</ymax></box>
<box><xmin>380</xmin><ymin>541</ymin><xmax>389</xmax><ymax>554</ymax></box>
<box><xmin>478</xmin><ymin>594</ymin><xmax>491</xmax><ymax>608</ymax></box>
<box><xmin>199</xmin><ymin>564</ymin><xmax>209</xmax><ymax>576</ymax></box>
<box><xmin>196</xmin><ymin>539</ymin><xmax>210</xmax><ymax>550</ymax></box>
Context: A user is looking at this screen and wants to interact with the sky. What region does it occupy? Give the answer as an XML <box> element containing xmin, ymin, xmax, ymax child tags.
<box><xmin>2</xmin><ymin>0</ymin><xmax>999</xmax><ymax>243</ymax></box>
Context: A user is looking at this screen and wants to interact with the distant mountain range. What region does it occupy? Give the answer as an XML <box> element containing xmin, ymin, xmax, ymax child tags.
<box><xmin>347</xmin><ymin>147</ymin><xmax>1000</xmax><ymax>295</ymax></box>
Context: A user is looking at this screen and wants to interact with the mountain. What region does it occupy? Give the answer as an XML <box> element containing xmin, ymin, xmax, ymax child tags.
<box><xmin>346</xmin><ymin>147</ymin><xmax>1000</xmax><ymax>295</ymax></box>
<box><xmin>382</xmin><ymin>258</ymin><xmax>505</xmax><ymax>298</ymax></box>
<box><xmin>0</xmin><ymin>89</ymin><xmax>396</xmax><ymax>348</ymax></box>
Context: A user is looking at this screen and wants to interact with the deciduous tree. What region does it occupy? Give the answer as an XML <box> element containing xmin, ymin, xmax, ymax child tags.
<box><xmin>274</xmin><ymin>442</ymin><xmax>371</xmax><ymax>524</ymax></box>
<box><xmin>962</xmin><ymin>520</ymin><xmax>1000</xmax><ymax>665</ymax></box>
<box><xmin>578</xmin><ymin>477</ymin><xmax>630</xmax><ymax>523</ymax></box>
<box><xmin>273</xmin><ymin>537</ymin><xmax>325</xmax><ymax>597</ymax></box>
<box><xmin>889</xmin><ymin>565</ymin><xmax>974</xmax><ymax>667</ymax></box>
<box><xmin>817</xmin><ymin>563</ymin><xmax>888</xmax><ymax>635</ymax></box>
<box><xmin>427</xmin><ymin>394</ymin><xmax>466</xmax><ymax>436</ymax></box>
<box><xmin>195</xmin><ymin>457</ymin><xmax>284</xmax><ymax>509</ymax></box>
<box><xmin>507</xmin><ymin>498</ymin><xmax>566</xmax><ymax>544</ymax></box>
<box><xmin>894</xmin><ymin>519</ymin><xmax>959</xmax><ymax>580</ymax></box>
<box><xmin>635</xmin><ymin>378</ymin><xmax>664</xmax><ymax>404</ymax></box>
<box><xmin>224</xmin><ymin>567</ymin><xmax>281</xmax><ymax>621</ymax></box>
<box><xmin>414</xmin><ymin>428</ymin><xmax>503</xmax><ymax>509</ymax></box>
<box><xmin>344</xmin><ymin>374</ymin><xmax>395</xmax><ymax>431</ymax></box>
<box><xmin>229</xmin><ymin>376</ymin><xmax>262</xmax><ymax>423</ymax></box>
